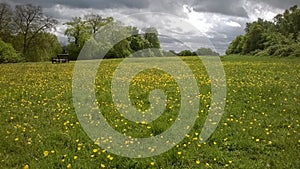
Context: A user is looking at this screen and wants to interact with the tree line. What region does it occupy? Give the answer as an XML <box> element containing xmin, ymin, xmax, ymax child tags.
<box><xmin>0</xmin><ymin>3</ymin><xmax>164</xmax><ymax>63</ymax></box>
<box><xmin>64</xmin><ymin>15</ymin><xmax>162</xmax><ymax>60</ymax></box>
<box><xmin>226</xmin><ymin>5</ymin><xmax>300</xmax><ymax>57</ymax></box>
<box><xmin>0</xmin><ymin>3</ymin><xmax>219</xmax><ymax>63</ymax></box>
<box><xmin>171</xmin><ymin>48</ymin><xmax>219</xmax><ymax>56</ymax></box>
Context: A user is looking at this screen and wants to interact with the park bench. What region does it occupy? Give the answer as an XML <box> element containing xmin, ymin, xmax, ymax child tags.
<box><xmin>52</xmin><ymin>54</ymin><xmax>69</xmax><ymax>64</ymax></box>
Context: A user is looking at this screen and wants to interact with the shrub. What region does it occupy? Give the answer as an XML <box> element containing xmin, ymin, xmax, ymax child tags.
<box><xmin>255</xmin><ymin>49</ymin><xmax>269</xmax><ymax>57</ymax></box>
<box><xmin>290</xmin><ymin>44</ymin><xmax>300</xmax><ymax>57</ymax></box>
<box><xmin>0</xmin><ymin>39</ymin><xmax>22</xmax><ymax>63</ymax></box>
<box><xmin>273</xmin><ymin>45</ymin><xmax>294</xmax><ymax>57</ymax></box>
<box><xmin>266</xmin><ymin>45</ymin><xmax>282</xmax><ymax>56</ymax></box>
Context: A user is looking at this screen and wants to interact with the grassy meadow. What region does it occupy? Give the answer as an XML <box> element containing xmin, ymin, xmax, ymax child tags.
<box><xmin>0</xmin><ymin>55</ymin><xmax>299</xmax><ymax>168</ymax></box>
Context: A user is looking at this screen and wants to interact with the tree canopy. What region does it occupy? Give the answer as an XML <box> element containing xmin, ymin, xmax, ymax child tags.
<box><xmin>64</xmin><ymin>17</ymin><xmax>162</xmax><ymax>59</ymax></box>
<box><xmin>176</xmin><ymin>48</ymin><xmax>219</xmax><ymax>56</ymax></box>
<box><xmin>0</xmin><ymin>3</ymin><xmax>214</xmax><ymax>62</ymax></box>
<box><xmin>226</xmin><ymin>5</ymin><xmax>300</xmax><ymax>57</ymax></box>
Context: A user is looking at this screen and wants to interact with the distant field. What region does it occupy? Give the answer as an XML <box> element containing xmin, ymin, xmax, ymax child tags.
<box><xmin>0</xmin><ymin>55</ymin><xmax>299</xmax><ymax>168</ymax></box>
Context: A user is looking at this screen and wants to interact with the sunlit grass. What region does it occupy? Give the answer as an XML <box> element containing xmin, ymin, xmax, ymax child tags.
<box><xmin>0</xmin><ymin>55</ymin><xmax>299</xmax><ymax>168</ymax></box>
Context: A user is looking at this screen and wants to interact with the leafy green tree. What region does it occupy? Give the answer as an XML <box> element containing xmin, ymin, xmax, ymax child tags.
<box><xmin>129</xmin><ymin>35</ymin><xmax>145</xmax><ymax>51</ymax></box>
<box><xmin>274</xmin><ymin>5</ymin><xmax>300</xmax><ymax>41</ymax></box>
<box><xmin>64</xmin><ymin>17</ymin><xmax>90</xmax><ymax>59</ymax></box>
<box><xmin>243</xmin><ymin>24</ymin><xmax>264</xmax><ymax>54</ymax></box>
<box><xmin>127</xmin><ymin>27</ymin><xmax>145</xmax><ymax>52</ymax></box>
<box><xmin>226</xmin><ymin>35</ymin><xmax>245</xmax><ymax>55</ymax></box>
<box><xmin>196</xmin><ymin>47</ymin><xmax>219</xmax><ymax>56</ymax></box>
<box><xmin>105</xmin><ymin>39</ymin><xmax>133</xmax><ymax>59</ymax></box>
<box><xmin>65</xmin><ymin>15</ymin><xmax>114</xmax><ymax>59</ymax></box>
<box><xmin>65</xmin><ymin>17</ymin><xmax>90</xmax><ymax>48</ymax></box>
<box><xmin>242</xmin><ymin>23</ymin><xmax>265</xmax><ymax>54</ymax></box>
<box><xmin>144</xmin><ymin>27</ymin><xmax>161</xmax><ymax>49</ymax></box>
<box><xmin>178</xmin><ymin>50</ymin><xmax>196</xmax><ymax>56</ymax></box>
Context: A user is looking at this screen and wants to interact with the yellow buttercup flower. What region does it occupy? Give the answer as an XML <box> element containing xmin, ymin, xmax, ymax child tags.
<box><xmin>43</xmin><ymin>151</ymin><xmax>49</xmax><ymax>157</ymax></box>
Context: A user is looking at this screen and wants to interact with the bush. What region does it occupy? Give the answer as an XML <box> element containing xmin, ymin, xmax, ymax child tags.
<box><xmin>290</xmin><ymin>44</ymin><xmax>300</xmax><ymax>57</ymax></box>
<box><xmin>266</xmin><ymin>45</ymin><xmax>282</xmax><ymax>56</ymax></box>
<box><xmin>273</xmin><ymin>45</ymin><xmax>295</xmax><ymax>57</ymax></box>
<box><xmin>255</xmin><ymin>49</ymin><xmax>269</xmax><ymax>57</ymax></box>
<box><xmin>0</xmin><ymin>39</ymin><xmax>22</xmax><ymax>63</ymax></box>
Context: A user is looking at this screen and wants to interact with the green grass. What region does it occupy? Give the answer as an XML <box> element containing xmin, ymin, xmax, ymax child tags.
<box><xmin>0</xmin><ymin>55</ymin><xmax>299</xmax><ymax>168</ymax></box>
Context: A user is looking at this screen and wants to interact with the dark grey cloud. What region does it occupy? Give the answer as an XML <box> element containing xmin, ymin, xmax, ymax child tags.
<box><xmin>191</xmin><ymin>0</ymin><xmax>248</xmax><ymax>17</ymax></box>
<box><xmin>191</xmin><ymin>0</ymin><xmax>300</xmax><ymax>18</ymax></box>
<box><xmin>4</xmin><ymin>0</ymin><xmax>300</xmax><ymax>54</ymax></box>
<box><xmin>6</xmin><ymin>0</ymin><xmax>150</xmax><ymax>9</ymax></box>
<box><xmin>256</xmin><ymin>0</ymin><xmax>300</xmax><ymax>10</ymax></box>
<box><xmin>5</xmin><ymin>0</ymin><xmax>300</xmax><ymax>18</ymax></box>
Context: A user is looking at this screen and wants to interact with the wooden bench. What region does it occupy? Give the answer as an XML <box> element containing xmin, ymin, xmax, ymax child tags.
<box><xmin>52</xmin><ymin>54</ymin><xmax>69</xmax><ymax>64</ymax></box>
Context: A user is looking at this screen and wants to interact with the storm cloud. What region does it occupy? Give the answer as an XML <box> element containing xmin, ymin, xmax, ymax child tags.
<box><xmin>4</xmin><ymin>0</ymin><xmax>300</xmax><ymax>54</ymax></box>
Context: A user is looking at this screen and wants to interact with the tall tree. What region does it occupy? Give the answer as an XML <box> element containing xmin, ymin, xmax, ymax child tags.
<box><xmin>144</xmin><ymin>27</ymin><xmax>160</xmax><ymax>49</ymax></box>
<box><xmin>85</xmin><ymin>14</ymin><xmax>113</xmax><ymax>35</ymax></box>
<box><xmin>242</xmin><ymin>23</ymin><xmax>265</xmax><ymax>54</ymax></box>
<box><xmin>226</xmin><ymin>35</ymin><xmax>245</xmax><ymax>55</ymax></box>
<box><xmin>64</xmin><ymin>17</ymin><xmax>90</xmax><ymax>59</ymax></box>
<box><xmin>274</xmin><ymin>5</ymin><xmax>300</xmax><ymax>41</ymax></box>
<box><xmin>65</xmin><ymin>17</ymin><xmax>89</xmax><ymax>48</ymax></box>
<box><xmin>127</xmin><ymin>26</ymin><xmax>145</xmax><ymax>52</ymax></box>
<box><xmin>13</xmin><ymin>4</ymin><xmax>57</xmax><ymax>59</ymax></box>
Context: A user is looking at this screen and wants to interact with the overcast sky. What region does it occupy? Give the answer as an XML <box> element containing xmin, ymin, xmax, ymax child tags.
<box><xmin>4</xmin><ymin>0</ymin><xmax>300</xmax><ymax>54</ymax></box>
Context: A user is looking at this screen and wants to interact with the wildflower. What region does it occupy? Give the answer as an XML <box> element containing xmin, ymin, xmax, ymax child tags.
<box><xmin>23</xmin><ymin>164</ymin><xmax>29</xmax><ymax>169</ymax></box>
<box><xmin>196</xmin><ymin>160</ymin><xmax>201</xmax><ymax>164</ymax></box>
<box><xmin>67</xmin><ymin>164</ymin><xmax>72</xmax><ymax>168</ymax></box>
<box><xmin>43</xmin><ymin>151</ymin><xmax>49</xmax><ymax>157</ymax></box>
<box><xmin>100</xmin><ymin>163</ymin><xmax>105</xmax><ymax>168</ymax></box>
<box><xmin>150</xmin><ymin>162</ymin><xmax>155</xmax><ymax>166</ymax></box>
<box><xmin>107</xmin><ymin>155</ymin><xmax>113</xmax><ymax>160</ymax></box>
<box><xmin>177</xmin><ymin>151</ymin><xmax>182</xmax><ymax>155</ymax></box>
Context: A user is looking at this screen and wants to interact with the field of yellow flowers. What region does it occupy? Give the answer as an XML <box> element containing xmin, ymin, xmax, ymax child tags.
<box><xmin>0</xmin><ymin>55</ymin><xmax>299</xmax><ymax>168</ymax></box>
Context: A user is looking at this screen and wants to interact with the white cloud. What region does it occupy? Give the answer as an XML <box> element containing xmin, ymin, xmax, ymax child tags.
<box><xmin>225</xmin><ymin>21</ymin><xmax>242</xmax><ymax>27</ymax></box>
<box><xmin>8</xmin><ymin>0</ymin><xmax>297</xmax><ymax>54</ymax></box>
<box><xmin>243</xmin><ymin>0</ymin><xmax>284</xmax><ymax>21</ymax></box>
